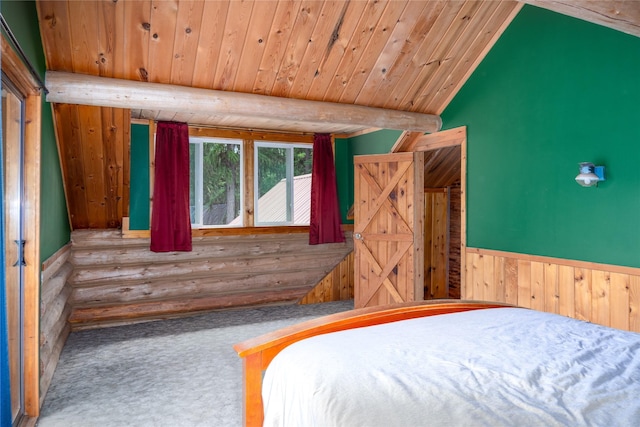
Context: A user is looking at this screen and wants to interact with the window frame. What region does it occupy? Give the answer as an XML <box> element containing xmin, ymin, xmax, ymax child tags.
<box><xmin>127</xmin><ymin>126</ymin><xmax>318</xmax><ymax>237</ymax></box>
<box><xmin>189</xmin><ymin>136</ymin><xmax>244</xmax><ymax>228</ymax></box>
<box><xmin>253</xmin><ymin>141</ymin><xmax>313</xmax><ymax>227</ymax></box>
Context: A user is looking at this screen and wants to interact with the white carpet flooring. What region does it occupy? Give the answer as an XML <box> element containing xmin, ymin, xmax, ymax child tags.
<box><xmin>37</xmin><ymin>301</ymin><xmax>353</xmax><ymax>427</ymax></box>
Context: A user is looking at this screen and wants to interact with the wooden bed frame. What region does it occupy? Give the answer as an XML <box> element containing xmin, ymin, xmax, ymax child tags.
<box><xmin>233</xmin><ymin>300</ymin><xmax>513</xmax><ymax>426</ymax></box>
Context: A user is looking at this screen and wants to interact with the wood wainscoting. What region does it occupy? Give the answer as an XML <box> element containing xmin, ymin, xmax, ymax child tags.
<box><xmin>39</xmin><ymin>244</ymin><xmax>74</xmax><ymax>404</ymax></box>
<box><xmin>300</xmin><ymin>251</ymin><xmax>354</xmax><ymax>304</ymax></box>
<box><xmin>67</xmin><ymin>230</ymin><xmax>353</xmax><ymax>330</ymax></box>
<box><xmin>424</xmin><ymin>184</ymin><xmax>461</xmax><ymax>300</ymax></box>
<box><xmin>464</xmin><ymin>248</ymin><xmax>640</xmax><ymax>332</ymax></box>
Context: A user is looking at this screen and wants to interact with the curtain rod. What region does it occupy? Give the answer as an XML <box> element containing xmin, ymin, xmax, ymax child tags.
<box><xmin>1</xmin><ymin>13</ymin><xmax>48</xmax><ymax>94</ymax></box>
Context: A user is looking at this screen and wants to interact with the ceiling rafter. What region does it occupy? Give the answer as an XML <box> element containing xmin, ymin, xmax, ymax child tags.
<box><xmin>45</xmin><ymin>71</ymin><xmax>443</xmax><ymax>134</ymax></box>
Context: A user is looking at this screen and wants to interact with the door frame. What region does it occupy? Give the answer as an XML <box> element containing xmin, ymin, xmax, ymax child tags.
<box><xmin>2</xmin><ymin>35</ymin><xmax>42</xmax><ymax>419</ymax></box>
<box><xmin>392</xmin><ymin>126</ymin><xmax>467</xmax><ymax>297</ymax></box>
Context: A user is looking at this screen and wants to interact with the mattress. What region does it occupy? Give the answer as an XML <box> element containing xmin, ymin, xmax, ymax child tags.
<box><xmin>262</xmin><ymin>307</ymin><xmax>640</xmax><ymax>426</ymax></box>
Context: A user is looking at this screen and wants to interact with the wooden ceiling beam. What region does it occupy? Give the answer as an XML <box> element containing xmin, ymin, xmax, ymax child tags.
<box><xmin>45</xmin><ymin>71</ymin><xmax>442</xmax><ymax>133</ymax></box>
<box><xmin>519</xmin><ymin>1</ymin><xmax>640</xmax><ymax>38</ymax></box>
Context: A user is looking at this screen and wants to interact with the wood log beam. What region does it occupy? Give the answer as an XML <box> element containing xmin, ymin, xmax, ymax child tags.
<box><xmin>45</xmin><ymin>71</ymin><xmax>442</xmax><ymax>133</ymax></box>
<box><xmin>519</xmin><ymin>1</ymin><xmax>640</xmax><ymax>38</ymax></box>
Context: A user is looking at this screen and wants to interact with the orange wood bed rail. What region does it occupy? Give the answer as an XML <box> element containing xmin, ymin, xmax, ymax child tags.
<box><xmin>233</xmin><ymin>299</ymin><xmax>513</xmax><ymax>426</ymax></box>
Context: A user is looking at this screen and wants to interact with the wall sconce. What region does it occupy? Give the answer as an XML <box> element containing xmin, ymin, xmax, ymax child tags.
<box><xmin>575</xmin><ymin>162</ymin><xmax>605</xmax><ymax>187</ymax></box>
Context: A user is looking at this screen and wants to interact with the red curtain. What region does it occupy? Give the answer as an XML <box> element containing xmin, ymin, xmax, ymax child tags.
<box><xmin>150</xmin><ymin>121</ymin><xmax>192</xmax><ymax>252</ymax></box>
<box><xmin>309</xmin><ymin>133</ymin><xmax>345</xmax><ymax>245</ymax></box>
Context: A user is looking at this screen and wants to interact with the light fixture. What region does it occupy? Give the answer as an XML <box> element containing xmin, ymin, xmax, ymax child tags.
<box><xmin>575</xmin><ymin>162</ymin><xmax>605</xmax><ymax>187</ymax></box>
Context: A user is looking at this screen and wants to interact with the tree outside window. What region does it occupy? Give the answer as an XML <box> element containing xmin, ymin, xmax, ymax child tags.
<box><xmin>190</xmin><ymin>137</ymin><xmax>242</xmax><ymax>227</ymax></box>
<box><xmin>189</xmin><ymin>136</ymin><xmax>312</xmax><ymax>228</ymax></box>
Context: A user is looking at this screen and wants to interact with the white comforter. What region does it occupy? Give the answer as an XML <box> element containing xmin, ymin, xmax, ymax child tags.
<box><xmin>262</xmin><ymin>308</ymin><xmax>640</xmax><ymax>426</ymax></box>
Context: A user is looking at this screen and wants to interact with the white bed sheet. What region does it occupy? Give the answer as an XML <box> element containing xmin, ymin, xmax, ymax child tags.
<box><xmin>262</xmin><ymin>308</ymin><xmax>640</xmax><ymax>427</ymax></box>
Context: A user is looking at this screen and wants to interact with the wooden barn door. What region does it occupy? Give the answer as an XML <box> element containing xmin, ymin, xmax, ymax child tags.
<box><xmin>353</xmin><ymin>152</ymin><xmax>424</xmax><ymax>308</ymax></box>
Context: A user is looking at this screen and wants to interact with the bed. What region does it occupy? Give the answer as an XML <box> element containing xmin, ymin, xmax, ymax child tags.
<box><xmin>233</xmin><ymin>300</ymin><xmax>640</xmax><ymax>426</ymax></box>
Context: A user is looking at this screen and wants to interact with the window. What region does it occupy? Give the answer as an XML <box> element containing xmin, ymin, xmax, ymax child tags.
<box><xmin>178</xmin><ymin>130</ymin><xmax>314</xmax><ymax>230</ymax></box>
<box><xmin>189</xmin><ymin>137</ymin><xmax>243</xmax><ymax>227</ymax></box>
<box><xmin>255</xmin><ymin>142</ymin><xmax>313</xmax><ymax>226</ymax></box>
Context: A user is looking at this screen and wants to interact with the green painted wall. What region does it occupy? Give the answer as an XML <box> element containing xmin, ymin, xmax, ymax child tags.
<box><xmin>348</xmin><ymin>129</ymin><xmax>402</xmax><ymax>156</ymax></box>
<box><xmin>442</xmin><ymin>5</ymin><xmax>640</xmax><ymax>268</ymax></box>
<box><xmin>129</xmin><ymin>124</ymin><xmax>150</xmax><ymax>230</ymax></box>
<box><xmin>334</xmin><ymin>138</ymin><xmax>351</xmax><ymax>224</ymax></box>
<box><xmin>2</xmin><ymin>0</ymin><xmax>71</xmax><ymax>262</ymax></box>
<box><xmin>335</xmin><ymin>129</ymin><xmax>402</xmax><ymax>223</ymax></box>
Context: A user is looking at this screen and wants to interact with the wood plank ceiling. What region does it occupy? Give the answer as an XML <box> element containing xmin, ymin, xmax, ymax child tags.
<box><xmin>34</xmin><ymin>1</ymin><xmax>639</xmax><ymax>229</ymax></box>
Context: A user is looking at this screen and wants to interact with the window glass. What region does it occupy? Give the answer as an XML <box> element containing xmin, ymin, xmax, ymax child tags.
<box><xmin>189</xmin><ymin>137</ymin><xmax>242</xmax><ymax>227</ymax></box>
<box><xmin>255</xmin><ymin>142</ymin><xmax>313</xmax><ymax>225</ymax></box>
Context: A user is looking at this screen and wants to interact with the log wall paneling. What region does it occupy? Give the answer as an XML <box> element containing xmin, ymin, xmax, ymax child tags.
<box><xmin>39</xmin><ymin>244</ymin><xmax>73</xmax><ymax>404</ymax></box>
<box><xmin>67</xmin><ymin>230</ymin><xmax>353</xmax><ymax>329</ymax></box>
<box><xmin>464</xmin><ymin>248</ymin><xmax>640</xmax><ymax>332</ymax></box>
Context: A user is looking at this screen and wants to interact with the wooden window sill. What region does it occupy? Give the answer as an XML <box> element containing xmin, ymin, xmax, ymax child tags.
<box><xmin>121</xmin><ymin>217</ymin><xmax>353</xmax><ymax>239</ymax></box>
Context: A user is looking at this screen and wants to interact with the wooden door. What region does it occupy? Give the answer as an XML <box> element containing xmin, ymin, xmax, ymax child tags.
<box><xmin>353</xmin><ymin>152</ymin><xmax>424</xmax><ymax>308</ymax></box>
<box><xmin>424</xmin><ymin>189</ymin><xmax>449</xmax><ymax>299</ymax></box>
<box><xmin>391</xmin><ymin>127</ymin><xmax>466</xmax><ymax>300</ymax></box>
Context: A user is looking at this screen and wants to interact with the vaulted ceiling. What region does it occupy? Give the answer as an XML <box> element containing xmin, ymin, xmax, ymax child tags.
<box><xmin>38</xmin><ymin>0</ymin><xmax>524</xmax><ymax>131</ymax></box>
<box><xmin>34</xmin><ymin>0</ymin><xmax>640</xmax><ymax>229</ymax></box>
